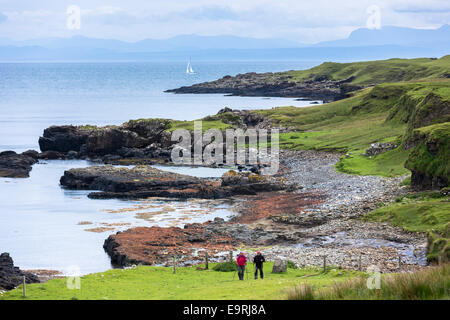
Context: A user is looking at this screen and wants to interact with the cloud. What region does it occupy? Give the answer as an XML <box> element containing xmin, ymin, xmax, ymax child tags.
<box><xmin>0</xmin><ymin>1</ymin><xmax>449</xmax><ymax>42</ymax></box>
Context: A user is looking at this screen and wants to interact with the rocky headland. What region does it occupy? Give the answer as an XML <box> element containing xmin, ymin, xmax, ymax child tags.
<box><xmin>165</xmin><ymin>72</ymin><xmax>362</xmax><ymax>102</ymax></box>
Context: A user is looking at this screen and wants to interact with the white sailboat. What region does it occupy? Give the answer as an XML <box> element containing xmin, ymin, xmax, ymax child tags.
<box><xmin>186</xmin><ymin>59</ymin><xmax>195</xmax><ymax>74</ymax></box>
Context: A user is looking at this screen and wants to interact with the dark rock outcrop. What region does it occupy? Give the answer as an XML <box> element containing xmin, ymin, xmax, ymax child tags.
<box><xmin>0</xmin><ymin>253</ymin><xmax>39</xmax><ymax>290</ymax></box>
<box><xmin>166</xmin><ymin>72</ymin><xmax>362</xmax><ymax>101</ymax></box>
<box><xmin>38</xmin><ymin>120</ymin><xmax>175</xmax><ymax>162</ymax></box>
<box><xmin>60</xmin><ymin>166</ymin><xmax>293</xmax><ymax>200</ymax></box>
<box><xmin>85</xmin><ymin>127</ymin><xmax>148</xmax><ymax>155</ymax></box>
<box><xmin>0</xmin><ymin>151</ymin><xmax>38</xmax><ymax>178</ymax></box>
<box><xmin>39</xmin><ymin>125</ymin><xmax>90</xmax><ymax>153</ymax></box>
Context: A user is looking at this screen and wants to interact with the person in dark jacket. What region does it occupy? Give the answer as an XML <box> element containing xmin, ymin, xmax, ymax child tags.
<box><xmin>253</xmin><ymin>251</ymin><xmax>265</xmax><ymax>279</ymax></box>
<box><xmin>236</xmin><ymin>252</ymin><xmax>247</xmax><ymax>280</ymax></box>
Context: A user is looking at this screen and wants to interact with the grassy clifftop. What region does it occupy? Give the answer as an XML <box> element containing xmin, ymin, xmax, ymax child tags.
<box><xmin>255</xmin><ymin>79</ymin><xmax>449</xmax><ymax>177</ymax></box>
<box><xmin>285</xmin><ymin>55</ymin><xmax>450</xmax><ymax>85</ymax></box>
<box><xmin>405</xmin><ymin>122</ymin><xmax>450</xmax><ymax>189</ymax></box>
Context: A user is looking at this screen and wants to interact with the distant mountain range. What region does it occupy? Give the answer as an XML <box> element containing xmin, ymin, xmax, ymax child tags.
<box><xmin>0</xmin><ymin>25</ymin><xmax>448</xmax><ymax>61</ymax></box>
<box><xmin>316</xmin><ymin>24</ymin><xmax>450</xmax><ymax>47</ymax></box>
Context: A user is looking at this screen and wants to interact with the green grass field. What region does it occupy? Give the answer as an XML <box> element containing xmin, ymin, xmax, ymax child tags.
<box><xmin>284</xmin><ymin>56</ymin><xmax>450</xmax><ymax>85</ymax></box>
<box><xmin>0</xmin><ymin>263</ymin><xmax>364</xmax><ymax>300</ymax></box>
<box><xmin>363</xmin><ymin>192</ymin><xmax>450</xmax><ymax>233</ymax></box>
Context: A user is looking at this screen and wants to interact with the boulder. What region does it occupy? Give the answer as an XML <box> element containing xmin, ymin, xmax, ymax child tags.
<box><xmin>21</xmin><ymin>149</ymin><xmax>39</xmax><ymax>160</ymax></box>
<box><xmin>362</xmin><ymin>142</ymin><xmax>398</xmax><ymax>156</ymax></box>
<box><xmin>0</xmin><ymin>253</ymin><xmax>39</xmax><ymax>290</ymax></box>
<box><xmin>122</xmin><ymin>119</ymin><xmax>171</xmax><ymax>141</ymax></box>
<box><xmin>271</xmin><ymin>259</ymin><xmax>287</xmax><ymax>273</ymax></box>
<box><xmin>38</xmin><ymin>150</ymin><xmax>65</xmax><ymax>160</ymax></box>
<box><xmin>38</xmin><ymin>125</ymin><xmax>89</xmax><ymax>153</ymax></box>
<box><xmin>85</xmin><ymin>127</ymin><xmax>148</xmax><ymax>155</ymax></box>
<box><xmin>0</xmin><ymin>151</ymin><xmax>37</xmax><ymax>178</ymax></box>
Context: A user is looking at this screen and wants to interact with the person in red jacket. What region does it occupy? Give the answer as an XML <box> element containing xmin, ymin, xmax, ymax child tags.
<box><xmin>236</xmin><ymin>252</ymin><xmax>247</xmax><ymax>280</ymax></box>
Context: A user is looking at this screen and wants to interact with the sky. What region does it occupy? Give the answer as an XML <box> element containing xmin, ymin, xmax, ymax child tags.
<box><xmin>0</xmin><ymin>0</ymin><xmax>449</xmax><ymax>43</ymax></box>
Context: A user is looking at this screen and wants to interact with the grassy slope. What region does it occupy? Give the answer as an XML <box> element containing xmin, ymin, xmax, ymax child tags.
<box><xmin>405</xmin><ymin>122</ymin><xmax>450</xmax><ymax>183</ymax></box>
<box><xmin>364</xmin><ymin>192</ymin><xmax>450</xmax><ymax>234</ymax></box>
<box><xmin>0</xmin><ymin>263</ymin><xmax>363</xmax><ymax>300</ymax></box>
<box><xmin>363</xmin><ymin>191</ymin><xmax>450</xmax><ymax>261</ymax></box>
<box><xmin>258</xmin><ymin>79</ymin><xmax>450</xmax><ymax>177</ymax></box>
<box><xmin>284</xmin><ymin>56</ymin><xmax>450</xmax><ymax>84</ymax></box>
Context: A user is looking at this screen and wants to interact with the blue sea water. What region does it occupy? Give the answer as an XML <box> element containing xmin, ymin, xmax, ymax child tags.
<box><xmin>0</xmin><ymin>60</ymin><xmax>322</xmax><ymax>274</ymax></box>
<box><xmin>0</xmin><ymin>61</ymin><xmax>321</xmax><ymax>152</ymax></box>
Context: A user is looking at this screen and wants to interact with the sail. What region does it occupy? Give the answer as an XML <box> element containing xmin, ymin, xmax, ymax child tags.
<box><xmin>186</xmin><ymin>61</ymin><xmax>190</xmax><ymax>74</ymax></box>
<box><xmin>186</xmin><ymin>59</ymin><xmax>195</xmax><ymax>74</ymax></box>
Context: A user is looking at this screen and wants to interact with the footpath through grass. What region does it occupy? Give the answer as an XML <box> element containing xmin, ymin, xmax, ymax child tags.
<box><xmin>0</xmin><ymin>263</ymin><xmax>363</xmax><ymax>300</ymax></box>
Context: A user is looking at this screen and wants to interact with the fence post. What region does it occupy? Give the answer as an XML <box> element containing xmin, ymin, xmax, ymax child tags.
<box><xmin>323</xmin><ymin>255</ymin><xmax>327</xmax><ymax>273</ymax></box>
<box><xmin>438</xmin><ymin>255</ymin><xmax>442</xmax><ymax>266</ymax></box>
<box><xmin>173</xmin><ymin>256</ymin><xmax>177</xmax><ymax>274</ymax></box>
<box><xmin>398</xmin><ymin>255</ymin><xmax>402</xmax><ymax>269</ymax></box>
<box><xmin>205</xmin><ymin>252</ymin><xmax>209</xmax><ymax>270</ymax></box>
<box><xmin>358</xmin><ymin>254</ymin><xmax>362</xmax><ymax>271</ymax></box>
<box><xmin>23</xmin><ymin>276</ymin><xmax>26</xmax><ymax>297</ymax></box>
<box><xmin>229</xmin><ymin>250</ymin><xmax>233</xmax><ymax>263</ymax></box>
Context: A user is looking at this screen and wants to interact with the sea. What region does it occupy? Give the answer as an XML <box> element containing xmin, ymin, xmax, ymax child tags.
<box><xmin>0</xmin><ymin>60</ymin><xmax>321</xmax><ymax>274</ymax></box>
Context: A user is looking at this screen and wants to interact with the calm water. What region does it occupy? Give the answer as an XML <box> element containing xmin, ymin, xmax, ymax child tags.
<box><xmin>0</xmin><ymin>61</ymin><xmax>321</xmax><ymax>152</ymax></box>
<box><xmin>0</xmin><ymin>61</ymin><xmax>321</xmax><ymax>274</ymax></box>
<box><xmin>0</xmin><ymin>160</ymin><xmax>234</xmax><ymax>274</ymax></box>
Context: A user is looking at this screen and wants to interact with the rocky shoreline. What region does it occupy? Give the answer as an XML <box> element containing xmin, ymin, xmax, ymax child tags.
<box><xmin>102</xmin><ymin>150</ymin><xmax>428</xmax><ymax>273</ymax></box>
<box><xmin>165</xmin><ymin>72</ymin><xmax>363</xmax><ymax>102</ymax></box>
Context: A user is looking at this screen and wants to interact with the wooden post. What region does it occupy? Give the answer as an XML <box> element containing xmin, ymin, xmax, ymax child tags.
<box><xmin>229</xmin><ymin>250</ymin><xmax>233</xmax><ymax>263</ymax></box>
<box><xmin>323</xmin><ymin>255</ymin><xmax>327</xmax><ymax>273</ymax></box>
<box><xmin>358</xmin><ymin>255</ymin><xmax>362</xmax><ymax>271</ymax></box>
<box><xmin>205</xmin><ymin>252</ymin><xmax>209</xmax><ymax>270</ymax></box>
<box><xmin>398</xmin><ymin>255</ymin><xmax>402</xmax><ymax>269</ymax></box>
<box><xmin>438</xmin><ymin>255</ymin><xmax>442</xmax><ymax>266</ymax></box>
<box><xmin>22</xmin><ymin>276</ymin><xmax>26</xmax><ymax>297</ymax></box>
<box><xmin>173</xmin><ymin>256</ymin><xmax>177</xmax><ymax>274</ymax></box>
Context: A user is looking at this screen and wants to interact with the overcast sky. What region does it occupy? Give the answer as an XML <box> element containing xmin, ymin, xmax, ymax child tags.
<box><xmin>0</xmin><ymin>0</ymin><xmax>449</xmax><ymax>43</ymax></box>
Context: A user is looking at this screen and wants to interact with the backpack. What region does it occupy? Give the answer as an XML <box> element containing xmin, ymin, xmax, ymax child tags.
<box><xmin>237</xmin><ymin>255</ymin><xmax>247</xmax><ymax>265</ymax></box>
